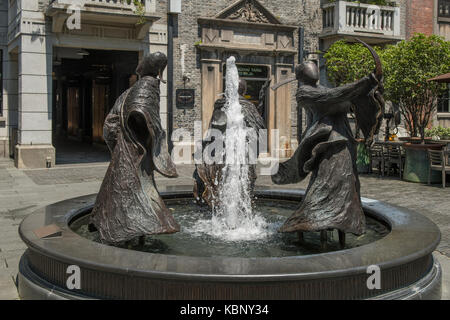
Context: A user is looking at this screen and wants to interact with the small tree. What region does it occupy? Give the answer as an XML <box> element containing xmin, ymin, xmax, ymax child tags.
<box><xmin>324</xmin><ymin>40</ymin><xmax>382</xmax><ymax>86</ymax></box>
<box><xmin>383</xmin><ymin>34</ymin><xmax>450</xmax><ymax>142</ymax></box>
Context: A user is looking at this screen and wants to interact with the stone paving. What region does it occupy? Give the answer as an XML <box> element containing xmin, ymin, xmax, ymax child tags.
<box><xmin>0</xmin><ymin>157</ymin><xmax>449</xmax><ymax>299</ymax></box>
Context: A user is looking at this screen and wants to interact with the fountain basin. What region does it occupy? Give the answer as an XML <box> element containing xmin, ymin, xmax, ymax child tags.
<box><xmin>18</xmin><ymin>187</ymin><xmax>441</xmax><ymax>300</ymax></box>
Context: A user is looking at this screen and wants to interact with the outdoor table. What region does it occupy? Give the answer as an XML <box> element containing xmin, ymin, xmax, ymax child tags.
<box><xmin>375</xmin><ymin>141</ymin><xmax>404</xmax><ymax>146</ymax></box>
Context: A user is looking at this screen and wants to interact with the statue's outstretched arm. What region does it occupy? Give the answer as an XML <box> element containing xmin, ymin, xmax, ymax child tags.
<box><xmin>298</xmin><ymin>74</ymin><xmax>379</xmax><ymax>105</ymax></box>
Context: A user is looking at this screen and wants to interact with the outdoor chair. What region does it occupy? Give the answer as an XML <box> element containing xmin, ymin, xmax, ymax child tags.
<box><xmin>428</xmin><ymin>149</ymin><xmax>450</xmax><ymax>188</ymax></box>
<box><xmin>370</xmin><ymin>143</ymin><xmax>385</xmax><ymax>177</ymax></box>
<box><xmin>385</xmin><ymin>145</ymin><xmax>404</xmax><ymax>179</ymax></box>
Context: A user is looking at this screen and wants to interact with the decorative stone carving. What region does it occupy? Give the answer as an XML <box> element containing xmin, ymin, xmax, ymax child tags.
<box><xmin>205</xmin><ymin>28</ymin><xmax>218</xmax><ymax>43</ymax></box>
<box><xmin>278</xmin><ymin>34</ymin><xmax>291</xmax><ymax>48</ymax></box>
<box><xmin>216</xmin><ymin>0</ymin><xmax>281</xmax><ymax>25</ymax></box>
<box><xmin>229</xmin><ymin>0</ymin><xmax>270</xmax><ymax>23</ymax></box>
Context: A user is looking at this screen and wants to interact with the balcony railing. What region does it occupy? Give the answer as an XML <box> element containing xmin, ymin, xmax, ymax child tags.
<box><xmin>322</xmin><ymin>1</ymin><xmax>401</xmax><ymax>38</ymax></box>
<box><xmin>84</xmin><ymin>0</ymin><xmax>143</xmax><ymax>11</ymax></box>
<box><xmin>49</xmin><ymin>0</ymin><xmax>151</xmax><ymax>13</ymax></box>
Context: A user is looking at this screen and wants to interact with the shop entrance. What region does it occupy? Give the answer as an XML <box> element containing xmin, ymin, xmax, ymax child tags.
<box><xmin>53</xmin><ymin>48</ymin><xmax>138</xmax><ymax>164</ymax></box>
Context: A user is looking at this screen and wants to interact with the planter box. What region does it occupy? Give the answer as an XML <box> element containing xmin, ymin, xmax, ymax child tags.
<box><xmin>403</xmin><ymin>143</ymin><xmax>443</xmax><ymax>183</ymax></box>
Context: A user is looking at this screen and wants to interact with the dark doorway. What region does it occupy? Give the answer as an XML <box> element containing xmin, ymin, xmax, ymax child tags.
<box><xmin>53</xmin><ymin>48</ymin><xmax>138</xmax><ymax>164</ymax></box>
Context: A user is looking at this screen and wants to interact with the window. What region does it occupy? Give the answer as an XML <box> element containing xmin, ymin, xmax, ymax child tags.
<box><xmin>439</xmin><ymin>0</ymin><xmax>450</xmax><ymax>18</ymax></box>
<box><xmin>437</xmin><ymin>84</ymin><xmax>450</xmax><ymax>113</ymax></box>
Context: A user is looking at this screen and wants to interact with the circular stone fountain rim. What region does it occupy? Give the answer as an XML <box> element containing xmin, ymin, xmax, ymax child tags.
<box><xmin>19</xmin><ymin>187</ymin><xmax>440</xmax><ymax>282</ymax></box>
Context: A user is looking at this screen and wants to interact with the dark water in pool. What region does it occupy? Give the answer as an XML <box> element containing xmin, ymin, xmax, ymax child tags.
<box><xmin>71</xmin><ymin>198</ymin><xmax>390</xmax><ymax>258</ymax></box>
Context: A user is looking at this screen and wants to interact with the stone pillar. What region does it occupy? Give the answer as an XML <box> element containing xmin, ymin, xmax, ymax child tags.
<box><xmin>14</xmin><ymin>24</ymin><xmax>55</xmax><ymax>169</ymax></box>
<box><xmin>149</xmin><ymin>23</ymin><xmax>168</xmax><ymax>131</ymax></box>
<box><xmin>274</xmin><ymin>64</ymin><xmax>293</xmax><ymax>158</ymax></box>
<box><xmin>201</xmin><ymin>59</ymin><xmax>222</xmax><ymax>133</ymax></box>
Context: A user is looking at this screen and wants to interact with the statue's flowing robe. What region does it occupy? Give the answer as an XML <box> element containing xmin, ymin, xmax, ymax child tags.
<box><xmin>91</xmin><ymin>76</ymin><xmax>179</xmax><ymax>244</ymax></box>
<box><xmin>272</xmin><ymin>76</ymin><xmax>383</xmax><ymax>235</ymax></box>
<box><xmin>194</xmin><ymin>96</ymin><xmax>265</xmax><ymax>207</ymax></box>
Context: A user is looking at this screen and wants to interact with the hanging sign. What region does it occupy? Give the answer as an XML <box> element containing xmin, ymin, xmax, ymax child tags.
<box><xmin>176</xmin><ymin>89</ymin><xmax>195</xmax><ymax>109</ymax></box>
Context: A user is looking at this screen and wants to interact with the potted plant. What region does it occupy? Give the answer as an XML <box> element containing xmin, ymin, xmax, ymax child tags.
<box><xmin>426</xmin><ymin>126</ymin><xmax>450</xmax><ymax>141</ymax></box>
<box><xmin>382</xmin><ymin>34</ymin><xmax>450</xmax><ymax>183</ymax></box>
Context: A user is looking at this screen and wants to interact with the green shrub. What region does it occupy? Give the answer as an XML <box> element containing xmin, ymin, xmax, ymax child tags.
<box><xmin>425</xmin><ymin>126</ymin><xmax>450</xmax><ymax>139</ymax></box>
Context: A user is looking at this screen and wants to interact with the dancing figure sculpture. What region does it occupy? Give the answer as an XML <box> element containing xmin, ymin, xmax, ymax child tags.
<box><xmin>91</xmin><ymin>52</ymin><xmax>180</xmax><ymax>244</ymax></box>
<box><xmin>271</xmin><ymin>40</ymin><xmax>384</xmax><ymax>247</ymax></box>
<box><xmin>193</xmin><ymin>79</ymin><xmax>266</xmax><ymax>208</ymax></box>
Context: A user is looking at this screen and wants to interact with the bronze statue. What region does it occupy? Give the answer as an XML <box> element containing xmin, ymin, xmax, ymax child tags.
<box><xmin>271</xmin><ymin>40</ymin><xmax>384</xmax><ymax>246</ymax></box>
<box><xmin>193</xmin><ymin>79</ymin><xmax>266</xmax><ymax>207</ymax></box>
<box><xmin>91</xmin><ymin>52</ymin><xmax>180</xmax><ymax>244</ymax></box>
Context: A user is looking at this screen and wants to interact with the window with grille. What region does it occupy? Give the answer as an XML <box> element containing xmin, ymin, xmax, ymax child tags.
<box><xmin>439</xmin><ymin>0</ymin><xmax>450</xmax><ymax>18</ymax></box>
<box><xmin>437</xmin><ymin>84</ymin><xmax>450</xmax><ymax>113</ymax></box>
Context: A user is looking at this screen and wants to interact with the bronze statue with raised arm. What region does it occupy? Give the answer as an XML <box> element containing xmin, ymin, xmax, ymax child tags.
<box><xmin>271</xmin><ymin>40</ymin><xmax>384</xmax><ymax>246</ymax></box>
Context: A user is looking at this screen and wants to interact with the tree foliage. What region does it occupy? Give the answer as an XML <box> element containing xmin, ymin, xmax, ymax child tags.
<box><xmin>324</xmin><ymin>40</ymin><xmax>383</xmax><ymax>86</ymax></box>
<box><xmin>383</xmin><ymin>34</ymin><xmax>450</xmax><ymax>140</ymax></box>
<box><xmin>324</xmin><ymin>34</ymin><xmax>450</xmax><ymax>141</ymax></box>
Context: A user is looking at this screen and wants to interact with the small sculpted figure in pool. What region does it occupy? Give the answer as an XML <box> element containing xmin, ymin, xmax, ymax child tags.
<box><xmin>271</xmin><ymin>40</ymin><xmax>385</xmax><ymax>247</ymax></box>
<box><xmin>193</xmin><ymin>79</ymin><xmax>266</xmax><ymax>208</ymax></box>
<box><xmin>91</xmin><ymin>52</ymin><xmax>179</xmax><ymax>244</ymax></box>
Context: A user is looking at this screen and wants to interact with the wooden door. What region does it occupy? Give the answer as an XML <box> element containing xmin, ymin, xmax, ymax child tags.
<box><xmin>92</xmin><ymin>81</ymin><xmax>109</xmax><ymax>143</ymax></box>
<box><xmin>67</xmin><ymin>87</ymin><xmax>80</xmax><ymax>137</ymax></box>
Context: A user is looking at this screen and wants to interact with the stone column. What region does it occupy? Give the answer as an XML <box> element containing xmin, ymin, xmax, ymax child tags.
<box><xmin>274</xmin><ymin>63</ymin><xmax>293</xmax><ymax>158</ymax></box>
<box><xmin>14</xmin><ymin>21</ymin><xmax>55</xmax><ymax>169</ymax></box>
<box><xmin>149</xmin><ymin>23</ymin><xmax>168</xmax><ymax>131</ymax></box>
<box><xmin>201</xmin><ymin>58</ymin><xmax>222</xmax><ymax>133</ymax></box>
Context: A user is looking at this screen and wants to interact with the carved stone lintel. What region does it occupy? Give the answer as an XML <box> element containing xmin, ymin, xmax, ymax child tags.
<box><xmin>228</xmin><ymin>0</ymin><xmax>270</xmax><ymax>23</ymax></box>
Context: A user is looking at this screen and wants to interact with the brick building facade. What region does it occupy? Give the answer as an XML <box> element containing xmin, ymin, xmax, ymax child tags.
<box><xmin>406</xmin><ymin>0</ymin><xmax>435</xmax><ymax>39</ymax></box>
<box><xmin>0</xmin><ymin>0</ymin><xmax>419</xmax><ymax>168</ymax></box>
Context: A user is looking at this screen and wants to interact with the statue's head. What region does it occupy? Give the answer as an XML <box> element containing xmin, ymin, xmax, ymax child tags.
<box><xmin>136</xmin><ymin>52</ymin><xmax>168</xmax><ymax>79</ymax></box>
<box><xmin>295</xmin><ymin>61</ymin><xmax>319</xmax><ymax>85</ymax></box>
<box><xmin>238</xmin><ymin>79</ymin><xmax>247</xmax><ymax>96</ymax></box>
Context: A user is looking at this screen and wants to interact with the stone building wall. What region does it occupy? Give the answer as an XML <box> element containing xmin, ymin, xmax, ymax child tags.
<box><xmin>171</xmin><ymin>0</ymin><xmax>323</xmax><ymax>144</ymax></box>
